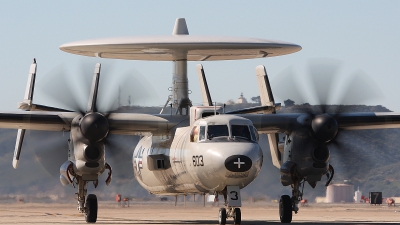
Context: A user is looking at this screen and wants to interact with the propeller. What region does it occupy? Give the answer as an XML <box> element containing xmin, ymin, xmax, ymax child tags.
<box><xmin>273</xmin><ymin>58</ymin><xmax>383</xmax><ymax>141</ymax></box>
<box><xmin>29</xmin><ymin>61</ymin><xmax>157</xmax><ymax>180</ymax></box>
<box><xmin>26</xmin><ymin>130</ymin><xmax>68</xmax><ymax>178</ymax></box>
<box><xmin>272</xmin><ymin>58</ymin><xmax>384</xmax><ymax>179</ymax></box>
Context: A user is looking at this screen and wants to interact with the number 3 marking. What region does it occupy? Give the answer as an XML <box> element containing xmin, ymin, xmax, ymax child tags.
<box><xmin>230</xmin><ymin>191</ymin><xmax>238</xmax><ymax>200</ymax></box>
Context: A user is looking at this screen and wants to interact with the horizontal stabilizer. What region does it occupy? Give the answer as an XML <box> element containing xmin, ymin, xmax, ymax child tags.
<box><xmin>18</xmin><ymin>102</ymin><xmax>73</xmax><ymax>112</ymax></box>
<box><xmin>226</xmin><ymin>104</ymin><xmax>281</xmax><ymax>114</ymax></box>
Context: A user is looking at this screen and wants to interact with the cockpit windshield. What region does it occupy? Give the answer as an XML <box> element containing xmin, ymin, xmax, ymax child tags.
<box><xmin>231</xmin><ymin>125</ymin><xmax>251</xmax><ymax>140</ymax></box>
<box><xmin>207</xmin><ymin>125</ymin><xmax>229</xmax><ymax>139</ymax></box>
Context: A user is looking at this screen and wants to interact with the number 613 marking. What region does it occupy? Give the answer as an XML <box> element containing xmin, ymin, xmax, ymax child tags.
<box><xmin>192</xmin><ymin>155</ymin><xmax>204</xmax><ymax>166</ymax></box>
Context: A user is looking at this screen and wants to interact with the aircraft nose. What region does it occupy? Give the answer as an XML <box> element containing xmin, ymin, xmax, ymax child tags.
<box><xmin>225</xmin><ymin>155</ymin><xmax>252</xmax><ymax>172</ymax></box>
<box><xmin>201</xmin><ymin>143</ymin><xmax>262</xmax><ymax>190</ymax></box>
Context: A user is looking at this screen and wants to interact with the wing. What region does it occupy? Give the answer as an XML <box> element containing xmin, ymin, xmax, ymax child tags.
<box><xmin>0</xmin><ymin>111</ymin><xmax>185</xmax><ymax>135</ymax></box>
<box><xmin>241</xmin><ymin>112</ymin><xmax>400</xmax><ymax>134</ymax></box>
<box><xmin>336</xmin><ymin>112</ymin><xmax>400</xmax><ymax>130</ymax></box>
<box><xmin>107</xmin><ymin>113</ymin><xmax>185</xmax><ymax>135</ymax></box>
<box><xmin>240</xmin><ymin>114</ymin><xmax>298</xmax><ymax>134</ymax></box>
<box><xmin>0</xmin><ymin>111</ymin><xmax>78</xmax><ymax>131</ymax></box>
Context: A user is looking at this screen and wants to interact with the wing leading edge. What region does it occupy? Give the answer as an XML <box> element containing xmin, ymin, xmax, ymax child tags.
<box><xmin>0</xmin><ymin>111</ymin><xmax>77</xmax><ymax>131</ymax></box>
<box><xmin>242</xmin><ymin>112</ymin><xmax>400</xmax><ymax>134</ymax></box>
<box><xmin>0</xmin><ymin>111</ymin><xmax>184</xmax><ymax>135</ymax></box>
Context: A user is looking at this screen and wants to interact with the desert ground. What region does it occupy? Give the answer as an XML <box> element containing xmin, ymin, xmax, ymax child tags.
<box><xmin>0</xmin><ymin>201</ymin><xmax>399</xmax><ymax>224</ymax></box>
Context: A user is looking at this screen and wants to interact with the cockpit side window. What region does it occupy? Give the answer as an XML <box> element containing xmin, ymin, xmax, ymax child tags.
<box><xmin>199</xmin><ymin>126</ymin><xmax>206</xmax><ymax>141</ymax></box>
<box><xmin>231</xmin><ymin>125</ymin><xmax>251</xmax><ymax>140</ymax></box>
<box><xmin>207</xmin><ymin>125</ymin><xmax>229</xmax><ymax>139</ymax></box>
<box><xmin>250</xmin><ymin>125</ymin><xmax>259</xmax><ymax>141</ymax></box>
<box><xmin>190</xmin><ymin>126</ymin><xmax>199</xmax><ymax>142</ymax></box>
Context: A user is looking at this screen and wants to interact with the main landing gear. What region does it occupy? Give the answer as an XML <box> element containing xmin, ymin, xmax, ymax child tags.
<box><xmin>65</xmin><ymin>163</ymin><xmax>112</xmax><ymax>223</ymax></box>
<box><xmin>218</xmin><ymin>186</ymin><xmax>242</xmax><ymax>225</ymax></box>
<box><xmin>76</xmin><ymin>177</ymin><xmax>98</xmax><ymax>223</ymax></box>
<box><xmin>279</xmin><ymin>178</ymin><xmax>304</xmax><ymax>223</ymax></box>
<box><xmin>279</xmin><ymin>166</ymin><xmax>335</xmax><ymax>223</ymax></box>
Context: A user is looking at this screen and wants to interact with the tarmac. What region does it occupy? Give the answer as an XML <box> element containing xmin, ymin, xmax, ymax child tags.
<box><xmin>0</xmin><ymin>201</ymin><xmax>399</xmax><ymax>224</ymax></box>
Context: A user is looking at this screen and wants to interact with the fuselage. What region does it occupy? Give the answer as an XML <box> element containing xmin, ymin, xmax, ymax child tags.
<box><xmin>132</xmin><ymin>114</ymin><xmax>263</xmax><ymax>195</ymax></box>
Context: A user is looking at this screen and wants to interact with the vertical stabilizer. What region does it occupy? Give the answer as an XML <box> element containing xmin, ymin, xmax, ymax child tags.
<box><xmin>256</xmin><ymin>65</ymin><xmax>275</xmax><ymax>108</ymax></box>
<box><xmin>172</xmin><ymin>18</ymin><xmax>189</xmax><ymax>35</ymax></box>
<box><xmin>196</xmin><ymin>64</ymin><xmax>213</xmax><ymax>106</ymax></box>
<box><xmin>255</xmin><ymin>65</ymin><xmax>281</xmax><ymax>168</ymax></box>
<box><xmin>87</xmin><ymin>63</ymin><xmax>101</xmax><ymax>113</ymax></box>
<box><xmin>13</xmin><ymin>59</ymin><xmax>37</xmax><ymax>169</ymax></box>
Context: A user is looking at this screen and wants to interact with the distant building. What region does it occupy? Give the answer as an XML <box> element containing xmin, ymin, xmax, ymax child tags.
<box><xmin>326</xmin><ymin>184</ymin><xmax>354</xmax><ymax>203</ymax></box>
<box><xmin>225</xmin><ymin>99</ymin><xmax>235</xmax><ymax>105</ymax></box>
<box><xmin>237</xmin><ymin>93</ymin><xmax>248</xmax><ymax>104</ymax></box>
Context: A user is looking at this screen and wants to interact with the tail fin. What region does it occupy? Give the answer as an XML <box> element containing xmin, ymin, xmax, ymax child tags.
<box><xmin>255</xmin><ymin>65</ymin><xmax>282</xmax><ymax>168</ymax></box>
<box><xmin>196</xmin><ymin>64</ymin><xmax>213</xmax><ymax>106</ymax></box>
<box><xmin>256</xmin><ymin>65</ymin><xmax>275</xmax><ymax>108</ymax></box>
<box><xmin>13</xmin><ymin>59</ymin><xmax>37</xmax><ymax>169</ymax></box>
<box><xmin>86</xmin><ymin>63</ymin><xmax>101</xmax><ymax>113</ymax></box>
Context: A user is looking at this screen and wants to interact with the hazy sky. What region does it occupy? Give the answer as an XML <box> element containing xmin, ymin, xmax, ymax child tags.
<box><xmin>1</xmin><ymin>1</ymin><xmax>399</xmax><ymax>111</ymax></box>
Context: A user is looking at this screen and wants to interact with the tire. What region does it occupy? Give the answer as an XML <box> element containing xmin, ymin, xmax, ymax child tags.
<box><xmin>85</xmin><ymin>194</ymin><xmax>98</xmax><ymax>223</ymax></box>
<box><xmin>218</xmin><ymin>207</ymin><xmax>227</xmax><ymax>225</ymax></box>
<box><xmin>233</xmin><ymin>208</ymin><xmax>241</xmax><ymax>225</ymax></box>
<box><xmin>279</xmin><ymin>195</ymin><xmax>292</xmax><ymax>223</ymax></box>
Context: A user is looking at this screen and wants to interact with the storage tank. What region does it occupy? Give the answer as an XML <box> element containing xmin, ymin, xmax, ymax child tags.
<box><xmin>354</xmin><ymin>187</ymin><xmax>362</xmax><ymax>203</ymax></box>
<box><xmin>326</xmin><ymin>184</ymin><xmax>354</xmax><ymax>203</ymax></box>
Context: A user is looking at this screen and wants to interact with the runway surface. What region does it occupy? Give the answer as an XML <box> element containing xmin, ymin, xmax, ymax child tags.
<box><xmin>0</xmin><ymin>201</ymin><xmax>399</xmax><ymax>224</ymax></box>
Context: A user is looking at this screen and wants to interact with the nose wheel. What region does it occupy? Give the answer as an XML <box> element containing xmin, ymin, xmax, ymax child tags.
<box><xmin>218</xmin><ymin>207</ymin><xmax>241</xmax><ymax>225</ymax></box>
<box><xmin>219</xmin><ymin>208</ymin><xmax>226</xmax><ymax>225</ymax></box>
<box><xmin>233</xmin><ymin>207</ymin><xmax>241</xmax><ymax>225</ymax></box>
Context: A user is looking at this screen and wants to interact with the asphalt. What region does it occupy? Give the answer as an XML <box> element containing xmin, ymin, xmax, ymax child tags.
<box><xmin>0</xmin><ymin>201</ymin><xmax>398</xmax><ymax>224</ymax></box>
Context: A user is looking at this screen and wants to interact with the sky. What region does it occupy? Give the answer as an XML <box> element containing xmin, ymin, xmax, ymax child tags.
<box><xmin>0</xmin><ymin>1</ymin><xmax>400</xmax><ymax>111</ymax></box>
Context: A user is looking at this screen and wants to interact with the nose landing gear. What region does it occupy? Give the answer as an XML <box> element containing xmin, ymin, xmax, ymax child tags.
<box><xmin>218</xmin><ymin>186</ymin><xmax>242</xmax><ymax>225</ymax></box>
<box><xmin>218</xmin><ymin>207</ymin><xmax>241</xmax><ymax>225</ymax></box>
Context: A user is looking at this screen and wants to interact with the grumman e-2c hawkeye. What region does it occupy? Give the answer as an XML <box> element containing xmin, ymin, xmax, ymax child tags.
<box><xmin>3</xmin><ymin>18</ymin><xmax>400</xmax><ymax>224</ymax></box>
